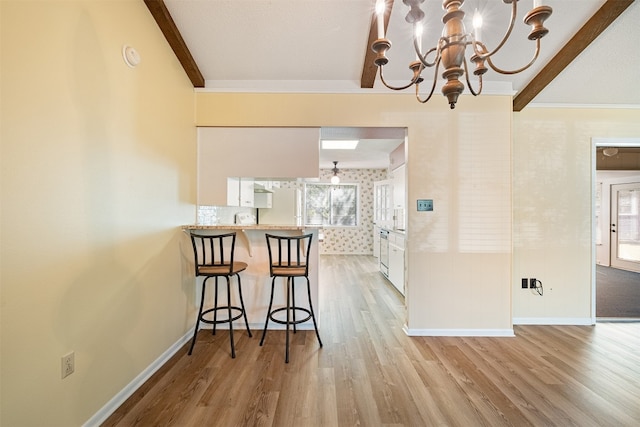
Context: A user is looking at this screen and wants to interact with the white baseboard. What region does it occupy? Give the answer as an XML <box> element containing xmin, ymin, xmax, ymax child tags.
<box><xmin>403</xmin><ymin>326</ymin><xmax>515</xmax><ymax>337</ymax></box>
<box><xmin>82</xmin><ymin>330</ymin><xmax>193</xmax><ymax>427</ymax></box>
<box><xmin>513</xmin><ymin>317</ymin><xmax>595</xmax><ymax>325</ymax></box>
<box><xmin>82</xmin><ymin>321</ymin><xmax>315</xmax><ymax>426</ymax></box>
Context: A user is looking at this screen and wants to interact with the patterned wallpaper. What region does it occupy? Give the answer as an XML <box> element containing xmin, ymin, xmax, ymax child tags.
<box><xmin>264</xmin><ymin>169</ymin><xmax>388</xmax><ymax>254</ymax></box>
<box><xmin>316</xmin><ymin>168</ymin><xmax>388</xmax><ymax>255</ymax></box>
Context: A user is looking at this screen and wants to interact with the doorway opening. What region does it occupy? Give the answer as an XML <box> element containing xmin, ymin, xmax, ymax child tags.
<box><xmin>318</xmin><ymin>126</ymin><xmax>408</xmax><ymax>305</ymax></box>
<box><xmin>593</xmin><ymin>138</ymin><xmax>640</xmax><ymax>320</ymax></box>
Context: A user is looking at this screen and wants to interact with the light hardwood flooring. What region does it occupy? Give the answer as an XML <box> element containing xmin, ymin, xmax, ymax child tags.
<box><xmin>103</xmin><ymin>255</ymin><xmax>640</xmax><ymax>426</ymax></box>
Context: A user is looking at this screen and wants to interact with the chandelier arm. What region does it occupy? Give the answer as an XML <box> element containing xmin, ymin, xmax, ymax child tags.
<box><xmin>486</xmin><ymin>39</ymin><xmax>541</xmax><ymax>75</ymax></box>
<box><xmin>378</xmin><ymin>65</ymin><xmax>423</xmax><ymax>91</ymax></box>
<box><xmin>472</xmin><ymin>0</ymin><xmax>518</xmax><ymax>60</ymax></box>
<box><xmin>417</xmin><ymin>46</ymin><xmax>440</xmax><ymax>68</ymax></box>
<box><xmin>415</xmin><ymin>59</ymin><xmax>441</xmax><ymax>104</ymax></box>
<box><xmin>463</xmin><ymin>57</ymin><xmax>482</xmax><ymax>97</ymax></box>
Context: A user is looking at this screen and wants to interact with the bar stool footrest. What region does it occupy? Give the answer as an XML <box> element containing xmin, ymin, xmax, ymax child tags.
<box><xmin>199</xmin><ymin>306</ymin><xmax>245</xmax><ymax>325</ymax></box>
<box><xmin>268</xmin><ymin>306</ymin><xmax>312</xmax><ymax>325</ymax></box>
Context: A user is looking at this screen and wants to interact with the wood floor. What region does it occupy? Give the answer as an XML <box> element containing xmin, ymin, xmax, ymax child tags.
<box><xmin>103</xmin><ymin>255</ymin><xmax>640</xmax><ymax>426</ymax></box>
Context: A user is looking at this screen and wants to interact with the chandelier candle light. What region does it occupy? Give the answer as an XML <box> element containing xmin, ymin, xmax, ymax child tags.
<box><xmin>372</xmin><ymin>0</ymin><xmax>552</xmax><ymax>109</ymax></box>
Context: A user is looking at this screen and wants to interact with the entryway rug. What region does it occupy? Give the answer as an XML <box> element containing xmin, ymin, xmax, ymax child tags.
<box><xmin>596</xmin><ymin>265</ymin><xmax>640</xmax><ymax>318</ymax></box>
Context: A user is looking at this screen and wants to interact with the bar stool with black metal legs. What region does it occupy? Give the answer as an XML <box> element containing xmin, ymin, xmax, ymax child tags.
<box><xmin>260</xmin><ymin>233</ymin><xmax>322</xmax><ymax>363</ymax></box>
<box><xmin>188</xmin><ymin>232</ymin><xmax>252</xmax><ymax>358</ymax></box>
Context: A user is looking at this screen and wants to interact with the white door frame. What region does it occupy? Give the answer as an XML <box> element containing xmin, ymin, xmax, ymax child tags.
<box><xmin>592</xmin><ymin>137</ymin><xmax>640</xmax><ymax>322</ymax></box>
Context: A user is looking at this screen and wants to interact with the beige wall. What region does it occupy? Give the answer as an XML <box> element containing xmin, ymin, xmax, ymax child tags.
<box><xmin>3</xmin><ymin>0</ymin><xmax>638</xmax><ymax>424</ymax></box>
<box><xmin>196</xmin><ymin>93</ymin><xmax>514</xmax><ymax>334</ymax></box>
<box><xmin>512</xmin><ymin>108</ymin><xmax>640</xmax><ymax>323</ymax></box>
<box><xmin>1</xmin><ymin>1</ymin><xmax>196</xmax><ymax>425</ymax></box>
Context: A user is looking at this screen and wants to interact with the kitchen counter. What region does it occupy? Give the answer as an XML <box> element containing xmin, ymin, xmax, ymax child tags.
<box><xmin>183</xmin><ymin>224</ymin><xmax>314</xmax><ymax>231</ymax></box>
<box><xmin>182</xmin><ymin>225</ymin><xmax>319</xmax><ymax>329</ymax></box>
<box><xmin>183</xmin><ymin>224</ymin><xmax>318</xmax><ymax>255</ymax></box>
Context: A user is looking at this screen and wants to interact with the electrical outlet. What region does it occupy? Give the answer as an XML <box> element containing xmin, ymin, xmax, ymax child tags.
<box><xmin>521</xmin><ymin>278</ymin><xmax>528</xmax><ymax>289</ymax></box>
<box><xmin>530</xmin><ymin>278</ymin><xmax>537</xmax><ymax>289</ymax></box>
<box><xmin>61</xmin><ymin>352</ymin><xmax>74</xmax><ymax>379</ymax></box>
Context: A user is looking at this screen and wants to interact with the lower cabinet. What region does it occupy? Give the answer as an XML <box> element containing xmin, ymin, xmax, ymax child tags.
<box><xmin>388</xmin><ymin>232</ymin><xmax>405</xmax><ymax>295</ymax></box>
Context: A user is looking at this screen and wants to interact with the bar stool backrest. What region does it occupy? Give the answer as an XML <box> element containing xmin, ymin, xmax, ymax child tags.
<box><xmin>190</xmin><ymin>232</ymin><xmax>237</xmax><ymax>276</ymax></box>
<box><xmin>265</xmin><ymin>233</ymin><xmax>313</xmax><ymax>277</ymax></box>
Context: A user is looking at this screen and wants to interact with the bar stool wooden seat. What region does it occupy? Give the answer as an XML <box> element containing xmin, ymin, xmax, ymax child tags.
<box><xmin>188</xmin><ymin>232</ymin><xmax>252</xmax><ymax>358</ymax></box>
<box><xmin>260</xmin><ymin>233</ymin><xmax>322</xmax><ymax>363</ymax></box>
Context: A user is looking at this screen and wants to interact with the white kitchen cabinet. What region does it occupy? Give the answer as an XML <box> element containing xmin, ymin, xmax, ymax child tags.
<box><xmin>374</xmin><ymin>180</ymin><xmax>393</xmax><ymax>229</ymax></box>
<box><xmin>391</xmin><ymin>164</ymin><xmax>406</xmax><ymax>230</ymax></box>
<box><xmin>227</xmin><ymin>177</ymin><xmax>255</xmax><ymax>207</ymax></box>
<box><xmin>392</xmin><ymin>164</ymin><xmax>405</xmax><ymax>210</ymax></box>
<box><xmin>374</xmin><ymin>181</ymin><xmax>397</xmax><ymax>261</ymax></box>
<box><xmin>388</xmin><ymin>232</ymin><xmax>405</xmax><ymax>295</ymax></box>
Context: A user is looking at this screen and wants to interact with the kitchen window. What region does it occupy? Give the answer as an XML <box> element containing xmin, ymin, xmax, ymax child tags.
<box><xmin>304</xmin><ymin>183</ymin><xmax>358</xmax><ymax>226</ymax></box>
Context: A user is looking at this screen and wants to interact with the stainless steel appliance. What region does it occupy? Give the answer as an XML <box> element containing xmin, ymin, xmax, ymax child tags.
<box><xmin>379</xmin><ymin>229</ymin><xmax>389</xmax><ymax>277</ymax></box>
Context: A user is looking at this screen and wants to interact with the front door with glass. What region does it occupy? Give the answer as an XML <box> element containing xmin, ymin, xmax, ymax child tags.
<box><xmin>611</xmin><ymin>182</ymin><xmax>640</xmax><ymax>272</ymax></box>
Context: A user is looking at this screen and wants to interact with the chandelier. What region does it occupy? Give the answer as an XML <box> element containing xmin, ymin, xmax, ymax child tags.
<box><xmin>371</xmin><ymin>0</ymin><xmax>552</xmax><ymax>109</ymax></box>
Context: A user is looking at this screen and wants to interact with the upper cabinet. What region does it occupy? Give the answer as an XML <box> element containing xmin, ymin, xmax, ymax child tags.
<box><xmin>227</xmin><ymin>178</ymin><xmax>275</xmax><ymax>208</ymax></box>
<box><xmin>227</xmin><ymin>177</ymin><xmax>255</xmax><ymax>207</ymax></box>
<box><xmin>391</xmin><ymin>164</ymin><xmax>405</xmax><ymax>211</ymax></box>
<box><xmin>389</xmin><ymin>141</ymin><xmax>405</xmax><ymax>171</ymax></box>
<box><xmin>198</xmin><ymin>127</ymin><xmax>320</xmax><ymax>206</ymax></box>
<box><xmin>389</xmin><ymin>141</ymin><xmax>406</xmax><ymax>230</ymax></box>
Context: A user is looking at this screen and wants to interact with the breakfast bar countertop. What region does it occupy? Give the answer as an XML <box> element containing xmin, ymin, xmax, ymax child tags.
<box><xmin>182</xmin><ymin>224</ymin><xmax>316</xmax><ymax>231</ymax></box>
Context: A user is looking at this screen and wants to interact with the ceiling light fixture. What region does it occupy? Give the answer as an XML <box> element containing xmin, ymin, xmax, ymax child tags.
<box><xmin>372</xmin><ymin>0</ymin><xmax>552</xmax><ymax>109</ymax></box>
<box><xmin>331</xmin><ymin>161</ymin><xmax>341</xmax><ymax>184</ymax></box>
<box><xmin>603</xmin><ymin>147</ymin><xmax>619</xmax><ymax>157</ymax></box>
<box><xmin>321</xmin><ymin>140</ymin><xmax>359</xmax><ymax>150</ymax></box>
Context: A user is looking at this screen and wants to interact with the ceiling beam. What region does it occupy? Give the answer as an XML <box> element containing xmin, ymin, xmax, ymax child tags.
<box><xmin>513</xmin><ymin>0</ymin><xmax>635</xmax><ymax>112</ymax></box>
<box><xmin>361</xmin><ymin>0</ymin><xmax>395</xmax><ymax>88</ymax></box>
<box><xmin>144</xmin><ymin>0</ymin><xmax>205</xmax><ymax>88</ymax></box>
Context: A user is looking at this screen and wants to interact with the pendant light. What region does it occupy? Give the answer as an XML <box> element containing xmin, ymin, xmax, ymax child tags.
<box><xmin>330</xmin><ymin>161</ymin><xmax>340</xmax><ymax>185</ymax></box>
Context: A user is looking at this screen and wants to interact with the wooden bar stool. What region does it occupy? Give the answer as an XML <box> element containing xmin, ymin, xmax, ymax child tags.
<box><xmin>188</xmin><ymin>232</ymin><xmax>252</xmax><ymax>358</ymax></box>
<box><xmin>260</xmin><ymin>233</ymin><xmax>322</xmax><ymax>363</ymax></box>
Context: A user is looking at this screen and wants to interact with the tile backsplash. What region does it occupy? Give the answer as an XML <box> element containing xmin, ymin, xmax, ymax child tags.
<box><xmin>197</xmin><ymin>205</ymin><xmax>255</xmax><ymax>225</ymax></box>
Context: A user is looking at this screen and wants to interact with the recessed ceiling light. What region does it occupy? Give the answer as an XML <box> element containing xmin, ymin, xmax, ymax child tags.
<box><xmin>321</xmin><ymin>140</ymin><xmax>359</xmax><ymax>150</ymax></box>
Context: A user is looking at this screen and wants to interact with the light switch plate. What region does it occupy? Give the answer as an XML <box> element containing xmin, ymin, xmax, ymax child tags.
<box><xmin>417</xmin><ymin>199</ymin><xmax>433</xmax><ymax>211</ymax></box>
